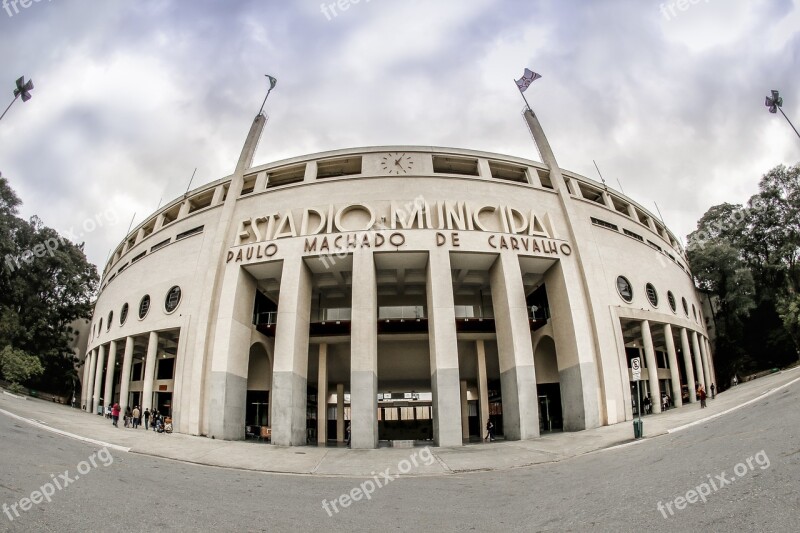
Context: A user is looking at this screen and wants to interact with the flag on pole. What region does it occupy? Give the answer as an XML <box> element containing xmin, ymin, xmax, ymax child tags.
<box><xmin>266</xmin><ymin>75</ymin><xmax>277</xmax><ymax>90</ymax></box>
<box><xmin>515</xmin><ymin>68</ymin><xmax>541</xmax><ymax>93</ymax></box>
<box><xmin>14</xmin><ymin>76</ymin><xmax>34</xmax><ymax>102</ymax></box>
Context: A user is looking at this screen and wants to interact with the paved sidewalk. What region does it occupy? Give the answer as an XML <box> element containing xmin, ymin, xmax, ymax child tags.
<box><xmin>2</xmin><ymin>367</ymin><xmax>799</xmax><ymax>478</ymax></box>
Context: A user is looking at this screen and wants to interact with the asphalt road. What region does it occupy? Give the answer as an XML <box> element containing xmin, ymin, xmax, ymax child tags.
<box><xmin>1</xmin><ymin>382</ymin><xmax>798</xmax><ymax>533</ymax></box>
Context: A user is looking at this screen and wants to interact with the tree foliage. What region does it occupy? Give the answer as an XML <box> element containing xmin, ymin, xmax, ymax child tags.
<box><xmin>0</xmin><ymin>175</ymin><xmax>97</xmax><ymax>394</ymax></box>
<box><xmin>688</xmin><ymin>164</ymin><xmax>800</xmax><ymax>387</ymax></box>
<box><xmin>0</xmin><ymin>345</ymin><xmax>44</xmax><ymax>391</ymax></box>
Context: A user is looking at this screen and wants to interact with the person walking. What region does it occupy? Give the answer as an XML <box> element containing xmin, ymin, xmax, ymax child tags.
<box><xmin>643</xmin><ymin>395</ymin><xmax>652</xmax><ymax>415</ymax></box>
<box><xmin>111</xmin><ymin>403</ymin><xmax>120</xmax><ymax>427</ymax></box>
<box><xmin>346</xmin><ymin>423</ymin><xmax>351</xmax><ymax>447</ymax></box>
<box><xmin>132</xmin><ymin>406</ymin><xmax>140</xmax><ymax>429</ymax></box>
<box><xmin>710</xmin><ymin>384</ymin><xmax>716</xmax><ymax>399</ymax></box>
<box><xmin>143</xmin><ymin>408</ymin><xmax>150</xmax><ymax>430</ymax></box>
<box><xmin>485</xmin><ymin>420</ymin><xmax>495</xmax><ymax>441</ymax></box>
<box><xmin>698</xmin><ymin>386</ymin><xmax>707</xmax><ymax>408</ymax></box>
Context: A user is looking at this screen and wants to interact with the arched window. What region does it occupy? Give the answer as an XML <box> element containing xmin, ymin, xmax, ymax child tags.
<box><xmin>139</xmin><ymin>295</ymin><xmax>151</xmax><ymax>319</ymax></box>
<box><xmin>645</xmin><ymin>283</ymin><xmax>659</xmax><ymax>308</ymax></box>
<box><xmin>165</xmin><ymin>286</ymin><xmax>182</xmax><ymax>313</ymax></box>
<box><xmin>616</xmin><ymin>276</ymin><xmax>633</xmax><ymax>303</ymax></box>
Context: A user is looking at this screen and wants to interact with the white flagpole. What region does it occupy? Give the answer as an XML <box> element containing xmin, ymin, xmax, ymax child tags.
<box><xmin>515</xmin><ymin>80</ymin><xmax>533</xmax><ymax>111</ymax></box>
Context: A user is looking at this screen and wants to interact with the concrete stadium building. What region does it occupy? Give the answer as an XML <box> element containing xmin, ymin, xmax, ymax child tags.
<box><xmin>79</xmin><ymin>109</ymin><xmax>716</xmax><ymax>448</ymax></box>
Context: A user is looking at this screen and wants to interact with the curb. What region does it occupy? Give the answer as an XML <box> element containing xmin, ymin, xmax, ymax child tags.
<box><xmin>0</xmin><ymin>408</ymin><xmax>131</xmax><ymax>453</ymax></box>
<box><xmin>667</xmin><ymin>374</ymin><xmax>800</xmax><ymax>434</ymax></box>
<box><xmin>2</xmin><ymin>372</ymin><xmax>798</xmax><ymax>477</ymax></box>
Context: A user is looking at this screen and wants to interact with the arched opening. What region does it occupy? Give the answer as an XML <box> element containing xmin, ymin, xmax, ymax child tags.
<box><xmin>246</xmin><ymin>342</ymin><xmax>272</xmax><ymax>431</ymax></box>
<box><xmin>534</xmin><ymin>335</ymin><xmax>563</xmax><ymax>431</ymax></box>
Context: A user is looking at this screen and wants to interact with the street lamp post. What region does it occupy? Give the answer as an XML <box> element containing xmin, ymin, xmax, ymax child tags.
<box><xmin>765</xmin><ymin>90</ymin><xmax>800</xmax><ymax>140</ymax></box>
<box><xmin>0</xmin><ymin>76</ymin><xmax>34</xmax><ymax>123</ymax></box>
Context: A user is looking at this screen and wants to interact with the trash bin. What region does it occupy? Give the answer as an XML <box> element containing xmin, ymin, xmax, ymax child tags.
<box><xmin>633</xmin><ymin>419</ymin><xmax>644</xmax><ymax>439</ymax></box>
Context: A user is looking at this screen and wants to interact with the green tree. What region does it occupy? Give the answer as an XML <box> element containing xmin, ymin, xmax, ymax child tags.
<box><xmin>0</xmin><ymin>175</ymin><xmax>97</xmax><ymax>395</ymax></box>
<box><xmin>0</xmin><ymin>346</ymin><xmax>44</xmax><ymax>393</ymax></box>
<box><xmin>688</xmin><ymin>164</ymin><xmax>800</xmax><ymax>387</ymax></box>
<box><xmin>688</xmin><ymin>219</ymin><xmax>756</xmax><ymax>386</ymax></box>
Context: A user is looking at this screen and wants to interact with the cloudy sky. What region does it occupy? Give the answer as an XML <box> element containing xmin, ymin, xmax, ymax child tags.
<box><xmin>1</xmin><ymin>0</ymin><xmax>799</xmax><ymax>268</ymax></box>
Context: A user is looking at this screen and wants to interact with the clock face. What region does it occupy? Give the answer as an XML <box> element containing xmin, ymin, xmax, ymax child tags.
<box><xmin>380</xmin><ymin>152</ymin><xmax>413</xmax><ymax>174</ymax></box>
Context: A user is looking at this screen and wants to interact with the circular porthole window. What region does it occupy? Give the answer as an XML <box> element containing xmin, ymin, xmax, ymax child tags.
<box><xmin>667</xmin><ymin>291</ymin><xmax>677</xmax><ymax>313</ymax></box>
<box><xmin>165</xmin><ymin>286</ymin><xmax>182</xmax><ymax>313</ymax></box>
<box><xmin>120</xmin><ymin>303</ymin><xmax>129</xmax><ymax>325</ymax></box>
<box><xmin>616</xmin><ymin>276</ymin><xmax>633</xmax><ymax>303</ymax></box>
<box><xmin>139</xmin><ymin>295</ymin><xmax>151</xmax><ymax>320</ymax></box>
<box><xmin>107</xmin><ymin>311</ymin><xmax>113</xmax><ymax>330</ymax></box>
<box><xmin>645</xmin><ymin>283</ymin><xmax>659</xmax><ymax>308</ymax></box>
<box><xmin>682</xmin><ymin>297</ymin><xmax>689</xmax><ymax>316</ymax></box>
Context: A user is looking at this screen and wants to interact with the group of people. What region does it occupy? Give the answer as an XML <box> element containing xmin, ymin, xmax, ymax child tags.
<box><xmin>637</xmin><ymin>382</ymin><xmax>716</xmax><ymax>414</ymax></box>
<box><xmin>107</xmin><ymin>403</ymin><xmax>170</xmax><ymax>432</ymax></box>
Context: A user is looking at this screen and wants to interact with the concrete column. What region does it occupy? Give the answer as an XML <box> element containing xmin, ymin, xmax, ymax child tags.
<box><xmin>460</xmin><ymin>380</ymin><xmax>469</xmax><ymax>440</ymax></box>
<box><xmin>699</xmin><ymin>336</ymin><xmax>713</xmax><ymax>391</ymax></box>
<box><xmin>541</xmin><ymin>261</ymin><xmax>601</xmax><ymax>430</ymax></box>
<box><xmin>211</xmin><ymin>184</ymin><xmax>225</xmax><ymax>206</ymax></box>
<box><xmin>103</xmin><ymin>340</ymin><xmax>118</xmax><ymax>413</ymax></box>
<box><xmin>602</xmin><ymin>191</ymin><xmax>615</xmax><ymax>210</ymax></box>
<box><xmin>207</xmin><ymin>266</ymin><xmax>258</xmax><ymax>440</ymax></box>
<box><xmin>476</xmin><ymin>340</ymin><xmax>490</xmax><ymax>438</ymax></box>
<box><xmin>489</xmin><ymin>253</ymin><xmax>539</xmax><ymax>439</ymax></box>
<box><xmin>92</xmin><ymin>345</ymin><xmax>106</xmax><ymax>414</ymax></box>
<box><xmin>425</xmin><ymin>249</ymin><xmax>463</xmax><ymax>447</ymax></box>
<box><xmin>336</xmin><ymin>383</ymin><xmax>345</xmax><ymax>443</ymax></box>
<box><xmin>640</xmin><ymin>320</ymin><xmax>661</xmax><ymax>414</ymax></box>
<box><xmin>477</xmin><ymin>159</ymin><xmax>492</xmax><ymax>179</ymax></box>
<box><xmin>254</xmin><ymin>171</ymin><xmax>268</xmax><ymax>192</ymax></box>
<box><xmin>317</xmin><ymin>344</ymin><xmax>328</xmax><ymax>445</ymax></box>
<box><xmin>679</xmin><ymin>328</ymin><xmax>697</xmax><ymax>403</ymax></box>
<box><xmin>142</xmin><ymin>331</ymin><xmax>159</xmax><ymax>412</ymax></box>
<box><xmin>178</xmin><ymin>199</ymin><xmax>191</xmax><ymax>219</ymax></box>
<box><xmin>81</xmin><ymin>353</ymin><xmax>91</xmax><ymax>410</ymax></box>
<box><xmin>86</xmin><ymin>349</ymin><xmax>97</xmax><ymax>411</ymax></box>
<box><xmin>350</xmin><ymin>249</ymin><xmax>378</xmax><ymax>449</ymax></box>
<box><xmin>526</xmin><ymin>167</ymin><xmax>543</xmax><ymax>188</ymax></box>
<box><xmin>271</xmin><ymin>258</ymin><xmax>312</xmax><ymax>446</ymax></box>
<box><xmin>663</xmin><ymin>324</ymin><xmax>682</xmax><ymax>408</ymax></box>
<box><xmin>303</xmin><ymin>161</ymin><xmax>318</xmax><ymax>182</ymax></box>
<box><xmin>118</xmin><ymin>337</ymin><xmax>134</xmax><ymax>411</ymax></box>
<box><xmin>691</xmin><ymin>331</ymin><xmax>706</xmax><ymax>394</ymax></box>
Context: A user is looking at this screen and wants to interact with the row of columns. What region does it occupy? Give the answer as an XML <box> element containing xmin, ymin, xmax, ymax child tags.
<box><xmin>271</xmin><ymin>249</ymin><xmax>542</xmax><ymax>448</ymax></box>
<box><xmin>313</xmin><ymin>339</ymin><xmax>494</xmax><ymax>445</ymax></box>
<box><xmin>637</xmin><ymin>320</ymin><xmax>715</xmax><ymax>414</ymax></box>
<box><xmin>81</xmin><ymin>332</ymin><xmax>160</xmax><ymax>415</ymax></box>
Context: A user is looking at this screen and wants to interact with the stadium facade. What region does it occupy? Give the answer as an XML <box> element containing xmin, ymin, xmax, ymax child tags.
<box><xmin>79</xmin><ymin>109</ymin><xmax>715</xmax><ymax>448</ymax></box>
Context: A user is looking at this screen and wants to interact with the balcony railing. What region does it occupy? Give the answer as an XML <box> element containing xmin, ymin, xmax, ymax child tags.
<box><xmin>454</xmin><ymin>305</ymin><xmax>494</xmax><ymax>319</ymax></box>
<box><xmin>253</xmin><ymin>311</ymin><xmax>278</xmax><ymax>325</ymax></box>
<box><xmin>378</xmin><ymin>306</ymin><xmax>426</xmax><ymax>320</ymax></box>
<box><xmin>317</xmin><ymin>307</ymin><xmax>352</xmax><ymax>322</ymax></box>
